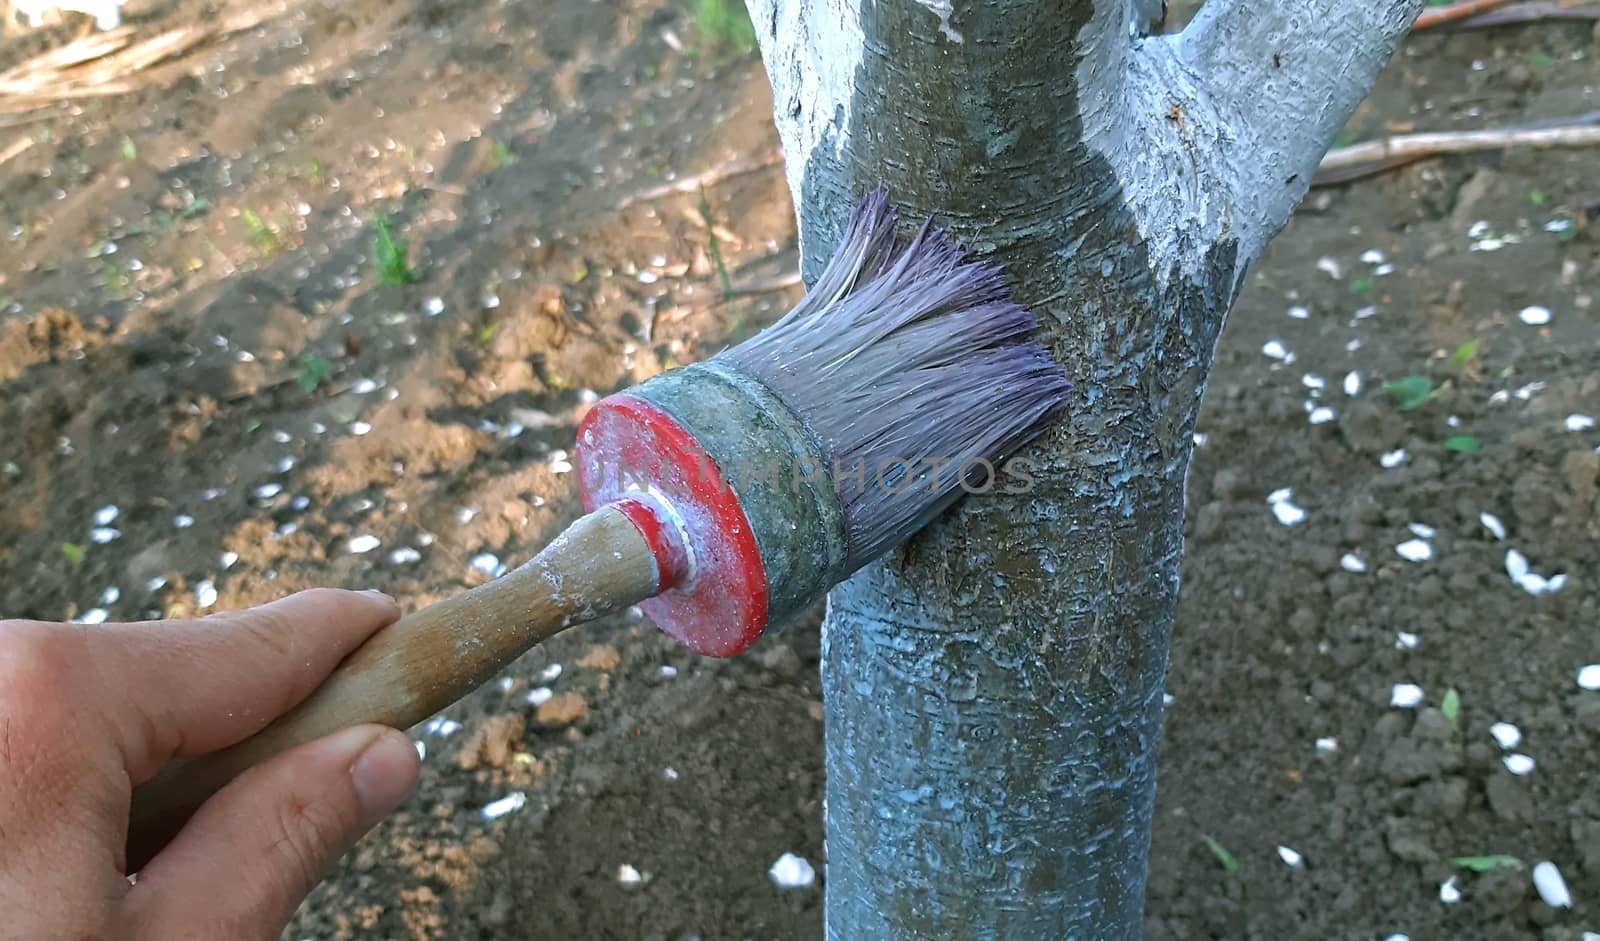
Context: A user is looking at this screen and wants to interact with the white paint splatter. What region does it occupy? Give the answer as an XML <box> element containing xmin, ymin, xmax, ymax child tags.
<box><xmin>1440</xmin><ymin>875</ymin><xmax>1462</xmax><ymax>905</ymax></box>
<box><xmin>1408</xmin><ymin>523</ymin><xmax>1436</xmax><ymax>539</ymax></box>
<box><xmin>93</xmin><ymin>505</ymin><xmax>119</xmax><ymax>525</ymax></box>
<box><xmin>254</xmin><ymin>483</ymin><xmax>283</xmax><ymax>500</ymax></box>
<box><xmin>1316</xmin><ymin>256</ymin><xmax>1343</xmax><ymax>279</ymax></box>
<box><xmin>1576</xmin><ymin>664</ymin><xmax>1600</xmax><ymax>691</ymax></box>
<box><xmin>769</xmin><ymin>852</ymin><xmax>817</xmax><ymax>888</ymax></box>
<box><xmin>220</xmin><ymin>551</ymin><xmax>239</xmax><ymax>569</ymax></box>
<box><xmin>100</xmin><ymin>586</ymin><xmax>120</xmax><ymax>605</ymax></box>
<box><xmin>1391</xmin><ymin>683</ymin><xmax>1424</xmax><ymax>708</ymax></box>
<box><xmin>348</xmin><ymin>535</ymin><xmax>381</xmax><ymax>554</ymax></box>
<box><xmin>1315</xmin><ymin>737</ymin><xmax>1338</xmax><ymax>753</ymax></box>
<box><xmin>1287</xmin><ymin>305</ymin><xmax>1310</xmax><ymax>320</ymax></box>
<box><xmin>912</xmin><ymin>0</ymin><xmax>962</xmax><ymax>41</ymax></box>
<box><xmin>1277</xmin><ymin>845</ymin><xmax>1305</xmax><ymax>869</ymax></box>
<box><xmin>414</xmin><ymin>740</ymin><xmax>426</xmax><ymax>761</ymax></box>
<box><xmin>1480</xmin><ymin>512</ymin><xmax>1506</xmax><ymax>541</ymax></box>
<box><xmin>352</xmin><ymin>378</ymin><xmax>379</xmax><ymax>394</ymax></box>
<box><xmin>1566</xmin><ymin>414</ymin><xmax>1596</xmax><ymax>432</ymax></box>
<box><xmin>1380</xmin><ymin>449</ymin><xmax>1407</xmax><ymax>468</ymax></box>
<box><xmin>1531</xmin><ymin>861</ymin><xmax>1572</xmax><ymax>908</ymax></box>
<box><xmin>174</xmin><ymin>514</ymin><xmax>195</xmax><ymax>529</ymax></box>
<box><xmin>1396</xmin><ymin>632</ymin><xmax>1419</xmax><ymax>650</ymax></box>
<box><xmin>90</xmin><ymin>528</ymin><xmax>120</xmax><ymax>544</ymax></box>
<box><xmin>1343</xmin><ymin>371</ymin><xmax>1362</xmax><ymax>396</ymax></box>
<box><xmin>617</xmin><ymin>864</ymin><xmax>643</xmax><ymax>885</ymax></box>
<box><xmin>194</xmin><ymin>580</ymin><xmax>218</xmax><ymax>609</ymax></box>
<box><xmin>1361</xmin><ymin>249</ymin><xmax>1385</xmax><ymax>264</ymax></box>
<box><xmin>1309</xmin><ymin>406</ymin><xmax>1336</xmax><ymax>425</ymax></box>
<box><xmin>539</xmin><ymin>663</ymin><xmax>563</xmax><ymax>683</ymax></box>
<box><xmin>389</xmin><ymin>547</ymin><xmax>422</xmax><ymax>565</ymax></box>
<box><xmin>75</xmin><ymin>608</ymin><xmax>109</xmax><ymax>625</ymax></box>
<box><xmin>1518</xmin><ymin>305</ymin><xmax>1552</xmax><ymax>326</ymax></box>
<box><xmin>1504</xmin><ymin>753</ymin><xmax>1535</xmax><ymax>775</ymax></box>
<box><xmin>657</xmin><ymin>664</ymin><xmax>679</xmax><ymax>678</ymax></box>
<box><xmin>1262</xmin><ymin>340</ymin><xmax>1291</xmax><ymax>361</ymax></box>
<box><xmin>526</xmin><ymin>687</ymin><xmax>553</xmax><ymax>706</ymax></box>
<box><xmin>1339</xmin><ymin>552</ymin><xmax>1367</xmax><ymax>573</ymax></box>
<box><xmin>350</xmin><ymin>421</ymin><xmax>373</xmax><ymax>436</ymax></box>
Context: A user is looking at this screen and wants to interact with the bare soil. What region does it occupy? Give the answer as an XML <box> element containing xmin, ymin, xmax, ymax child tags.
<box><xmin>2</xmin><ymin>2</ymin><xmax>1598</xmax><ymax>939</ymax></box>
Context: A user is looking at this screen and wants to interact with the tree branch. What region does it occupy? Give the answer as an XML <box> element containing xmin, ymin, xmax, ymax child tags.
<box><xmin>1176</xmin><ymin>0</ymin><xmax>1424</xmax><ymax>255</ymax></box>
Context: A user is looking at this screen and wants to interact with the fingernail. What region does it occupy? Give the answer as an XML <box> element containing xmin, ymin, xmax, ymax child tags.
<box><xmin>360</xmin><ymin>588</ymin><xmax>397</xmax><ymax>603</ymax></box>
<box><xmin>351</xmin><ymin>728</ymin><xmax>420</xmax><ymax>822</ymax></box>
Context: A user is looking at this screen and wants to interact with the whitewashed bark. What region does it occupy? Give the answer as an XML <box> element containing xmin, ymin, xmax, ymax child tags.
<box><xmin>749</xmin><ymin>0</ymin><xmax>1422</xmax><ymax>936</ymax></box>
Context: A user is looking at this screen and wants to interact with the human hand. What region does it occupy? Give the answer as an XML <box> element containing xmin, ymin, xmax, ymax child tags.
<box><xmin>0</xmin><ymin>588</ymin><xmax>422</xmax><ymax>940</ymax></box>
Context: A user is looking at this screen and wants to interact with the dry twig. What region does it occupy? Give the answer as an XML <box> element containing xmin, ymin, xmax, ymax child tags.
<box><xmin>1316</xmin><ymin>115</ymin><xmax>1600</xmax><ymax>185</ymax></box>
<box><xmin>1450</xmin><ymin>2</ymin><xmax>1600</xmax><ymax>27</ymax></box>
<box><xmin>1413</xmin><ymin>0</ymin><xmax>1514</xmax><ymax>29</ymax></box>
<box><xmin>616</xmin><ymin>153</ymin><xmax>784</xmax><ymax>210</ymax></box>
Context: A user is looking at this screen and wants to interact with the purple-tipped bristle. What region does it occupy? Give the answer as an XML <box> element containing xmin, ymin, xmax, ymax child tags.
<box><xmin>718</xmin><ymin>189</ymin><xmax>1070</xmax><ymax>571</ymax></box>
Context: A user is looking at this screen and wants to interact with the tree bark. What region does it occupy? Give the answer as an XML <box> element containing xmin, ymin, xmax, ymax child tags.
<box><xmin>748</xmin><ymin>0</ymin><xmax>1421</xmax><ymax>936</ymax></box>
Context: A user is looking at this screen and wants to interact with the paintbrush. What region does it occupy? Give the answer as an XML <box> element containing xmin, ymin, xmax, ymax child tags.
<box><xmin>126</xmin><ymin>189</ymin><xmax>1069</xmax><ymax>867</ymax></box>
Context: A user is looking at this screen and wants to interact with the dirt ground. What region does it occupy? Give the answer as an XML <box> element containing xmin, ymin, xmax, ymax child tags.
<box><xmin>3</xmin><ymin>1</ymin><xmax>1599</xmax><ymax>938</ymax></box>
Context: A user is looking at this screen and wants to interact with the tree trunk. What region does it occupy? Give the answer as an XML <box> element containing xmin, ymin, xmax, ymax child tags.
<box><xmin>749</xmin><ymin>0</ymin><xmax>1422</xmax><ymax>936</ymax></box>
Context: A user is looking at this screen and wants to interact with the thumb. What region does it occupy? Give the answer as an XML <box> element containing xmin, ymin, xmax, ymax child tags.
<box><xmin>127</xmin><ymin>725</ymin><xmax>420</xmax><ymax>940</ymax></box>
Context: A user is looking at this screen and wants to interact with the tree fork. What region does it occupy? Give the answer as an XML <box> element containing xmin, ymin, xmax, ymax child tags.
<box><xmin>750</xmin><ymin>0</ymin><xmax>1422</xmax><ymax>936</ymax></box>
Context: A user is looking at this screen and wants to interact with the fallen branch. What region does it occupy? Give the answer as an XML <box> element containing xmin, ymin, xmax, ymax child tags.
<box><xmin>1413</xmin><ymin>0</ymin><xmax>1513</xmax><ymax>29</ymax></box>
<box><xmin>0</xmin><ymin>135</ymin><xmax>35</xmax><ymax>167</ymax></box>
<box><xmin>1315</xmin><ymin>113</ymin><xmax>1600</xmax><ymax>185</ymax></box>
<box><xmin>1450</xmin><ymin>1</ymin><xmax>1600</xmax><ymax>27</ymax></box>
<box><xmin>0</xmin><ymin>3</ymin><xmax>293</xmax><ymax>114</ymax></box>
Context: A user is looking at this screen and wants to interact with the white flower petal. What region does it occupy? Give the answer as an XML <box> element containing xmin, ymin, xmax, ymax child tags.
<box><xmin>1504</xmin><ymin>753</ymin><xmax>1535</xmax><ymax>775</ymax></box>
<box><xmin>480</xmin><ymin>792</ymin><xmax>527</xmax><ymax>820</ymax></box>
<box><xmin>1531</xmin><ymin>861</ymin><xmax>1572</xmax><ymax>908</ymax></box>
<box><xmin>768</xmin><ymin>852</ymin><xmax>817</xmax><ymax>888</ymax></box>
<box><xmin>1489</xmin><ymin>723</ymin><xmax>1521</xmax><ymax>749</ymax></box>
<box><xmin>1396</xmin><ymin>539</ymin><xmax>1432</xmax><ymax>562</ymax></box>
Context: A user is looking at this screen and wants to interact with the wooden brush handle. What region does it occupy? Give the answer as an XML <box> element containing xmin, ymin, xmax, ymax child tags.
<box><xmin>126</xmin><ymin>505</ymin><xmax>660</xmax><ymax>871</ymax></box>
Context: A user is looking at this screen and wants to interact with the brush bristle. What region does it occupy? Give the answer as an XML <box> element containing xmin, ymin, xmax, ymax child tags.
<box><xmin>718</xmin><ymin>189</ymin><xmax>1070</xmax><ymax>572</ymax></box>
